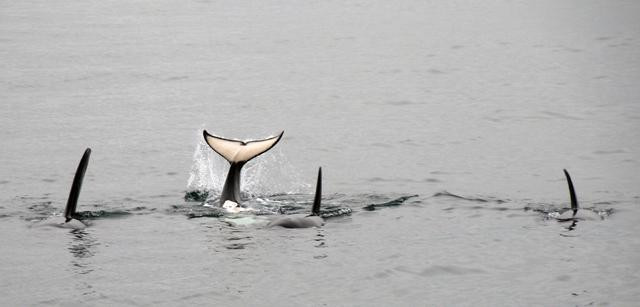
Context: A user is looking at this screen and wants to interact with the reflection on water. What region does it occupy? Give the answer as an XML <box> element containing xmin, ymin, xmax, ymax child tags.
<box><xmin>68</xmin><ymin>229</ymin><xmax>98</xmax><ymax>263</ymax></box>
<box><xmin>314</xmin><ymin>228</ymin><xmax>326</xmax><ymax>248</ymax></box>
<box><xmin>67</xmin><ymin>229</ymin><xmax>99</xmax><ymax>296</ymax></box>
<box><xmin>565</xmin><ymin>220</ymin><xmax>578</xmax><ymax>231</ymax></box>
<box><xmin>314</xmin><ymin>228</ymin><xmax>328</xmax><ymax>259</ymax></box>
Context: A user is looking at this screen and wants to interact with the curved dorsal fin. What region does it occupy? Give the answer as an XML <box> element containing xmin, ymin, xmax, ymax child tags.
<box><xmin>65</xmin><ymin>148</ymin><xmax>91</xmax><ymax>222</ymax></box>
<box><xmin>311</xmin><ymin>167</ymin><xmax>322</xmax><ymax>216</ymax></box>
<box><xmin>563</xmin><ymin>169</ymin><xmax>578</xmax><ymax>216</ymax></box>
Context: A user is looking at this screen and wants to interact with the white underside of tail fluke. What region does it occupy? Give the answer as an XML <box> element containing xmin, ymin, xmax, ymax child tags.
<box><xmin>203</xmin><ymin>130</ymin><xmax>284</xmax><ymax>163</ymax></box>
<box><xmin>222</xmin><ymin>200</ymin><xmax>256</xmax><ymax>213</ymax></box>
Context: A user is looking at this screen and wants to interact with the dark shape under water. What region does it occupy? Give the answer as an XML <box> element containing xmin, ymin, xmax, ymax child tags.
<box><xmin>74</xmin><ymin>210</ymin><xmax>132</xmax><ymax>219</ymax></box>
<box><xmin>432</xmin><ymin>191</ymin><xmax>501</xmax><ymax>203</ymax></box>
<box><xmin>184</xmin><ymin>190</ymin><xmax>209</xmax><ymax>202</ymax></box>
<box><xmin>319</xmin><ymin>206</ymin><xmax>353</xmax><ymax>218</ymax></box>
<box><xmin>362</xmin><ymin>195</ymin><xmax>419</xmax><ymax>211</ymax></box>
<box><xmin>168</xmin><ymin>203</ymin><xmax>226</xmax><ymax>219</ymax></box>
<box><xmin>187</xmin><ymin>208</ymin><xmax>226</xmax><ymax>219</ymax></box>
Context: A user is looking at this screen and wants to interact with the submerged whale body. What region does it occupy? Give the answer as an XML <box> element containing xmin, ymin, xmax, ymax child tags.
<box><xmin>268</xmin><ymin>167</ymin><xmax>324</xmax><ymax>228</ymax></box>
<box><xmin>202</xmin><ymin>130</ymin><xmax>284</xmax><ymax>207</ymax></box>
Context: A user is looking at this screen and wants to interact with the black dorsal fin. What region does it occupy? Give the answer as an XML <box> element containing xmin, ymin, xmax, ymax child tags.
<box><xmin>311</xmin><ymin>167</ymin><xmax>322</xmax><ymax>216</ymax></box>
<box><xmin>65</xmin><ymin>148</ymin><xmax>91</xmax><ymax>222</ymax></box>
<box><xmin>563</xmin><ymin>169</ymin><xmax>578</xmax><ymax>216</ymax></box>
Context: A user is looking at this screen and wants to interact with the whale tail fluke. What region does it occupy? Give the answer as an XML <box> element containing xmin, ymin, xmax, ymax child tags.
<box><xmin>563</xmin><ymin>169</ymin><xmax>578</xmax><ymax>216</ymax></box>
<box><xmin>311</xmin><ymin>167</ymin><xmax>322</xmax><ymax>216</ymax></box>
<box><xmin>203</xmin><ymin>130</ymin><xmax>284</xmax><ymax>164</ymax></box>
<box><xmin>65</xmin><ymin>148</ymin><xmax>91</xmax><ymax>222</ymax></box>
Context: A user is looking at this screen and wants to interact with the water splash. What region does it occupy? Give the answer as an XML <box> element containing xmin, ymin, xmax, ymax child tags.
<box><xmin>241</xmin><ymin>148</ymin><xmax>310</xmax><ymax>197</ymax></box>
<box><xmin>186</xmin><ymin>139</ymin><xmax>223</xmax><ymax>193</ymax></box>
<box><xmin>185</xmin><ymin>131</ymin><xmax>310</xmax><ymax>200</ymax></box>
<box><xmin>530</xmin><ymin>206</ymin><xmax>614</xmax><ymax>221</ymax></box>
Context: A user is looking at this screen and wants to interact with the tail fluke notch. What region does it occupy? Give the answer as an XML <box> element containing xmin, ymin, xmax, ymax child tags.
<box><xmin>203</xmin><ymin>130</ymin><xmax>284</xmax><ymax>164</ymax></box>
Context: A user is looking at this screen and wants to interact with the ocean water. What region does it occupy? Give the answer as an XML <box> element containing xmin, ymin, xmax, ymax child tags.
<box><xmin>1</xmin><ymin>0</ymin><xmax>639</xmax><ymax>305</ymax></box>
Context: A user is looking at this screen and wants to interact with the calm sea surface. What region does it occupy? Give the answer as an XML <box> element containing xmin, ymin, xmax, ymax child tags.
<box><xmin>1</xmin><ymin>0</ymin><xmax>639</xmax><ymax>306</ymax></box>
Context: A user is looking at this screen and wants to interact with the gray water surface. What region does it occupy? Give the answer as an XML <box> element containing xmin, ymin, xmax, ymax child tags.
<box><xmin>1</xmin><ymin>0</ymin><xmax>639</xmax><ymax>306</ymax></box>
